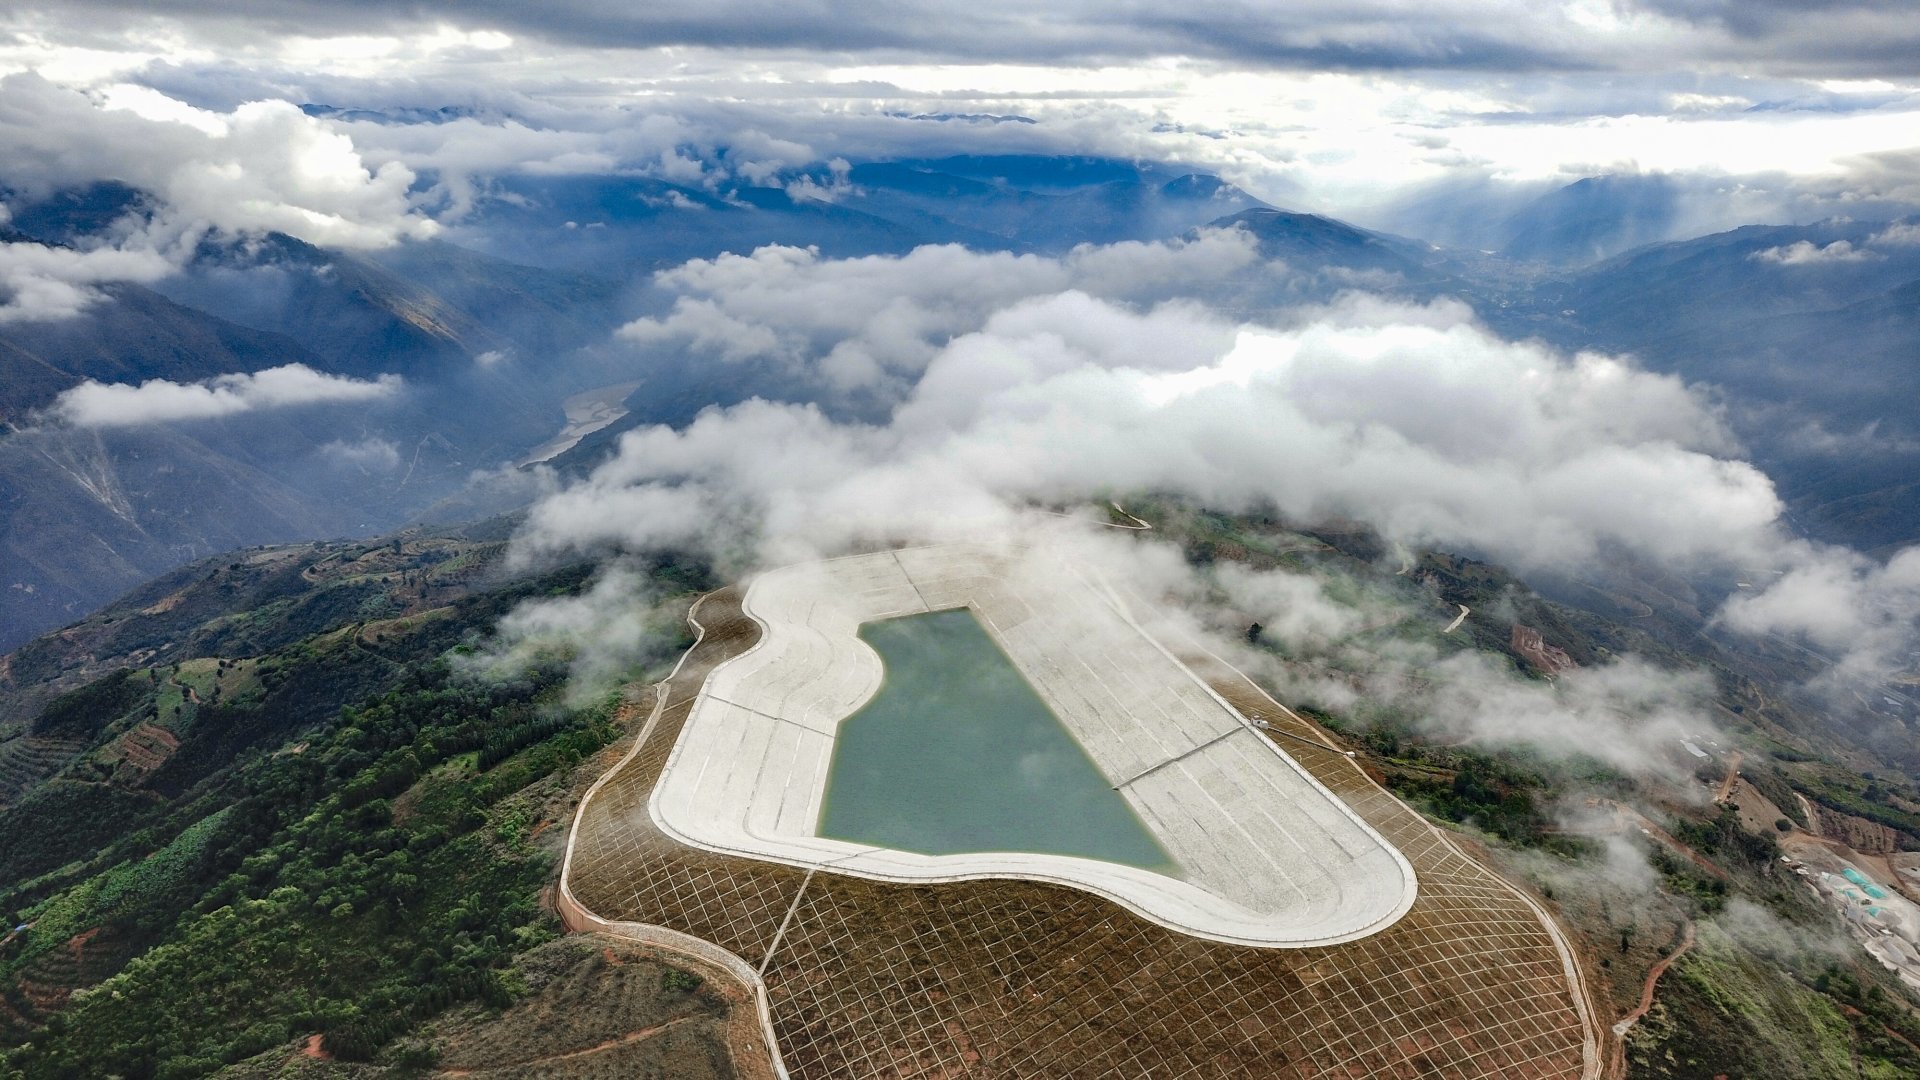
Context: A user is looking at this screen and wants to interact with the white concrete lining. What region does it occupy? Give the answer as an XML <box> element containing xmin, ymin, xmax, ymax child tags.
<box><xmin>650</xmin><ymin>544</ymin><xmax>1418</xmax><ymax>948</ymax></box>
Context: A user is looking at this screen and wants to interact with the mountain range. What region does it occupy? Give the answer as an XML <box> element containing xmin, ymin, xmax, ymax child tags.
<box><xmin>3</xmin><ymin>158</ymin><xmax>1918</xmax><ymax>651</ymax></box>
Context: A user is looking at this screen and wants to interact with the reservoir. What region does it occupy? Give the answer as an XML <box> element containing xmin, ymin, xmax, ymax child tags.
<box><xmin>817</xmin><ymin>608</ymin><xmax>1177</xmax><ymax>873</ymax></box>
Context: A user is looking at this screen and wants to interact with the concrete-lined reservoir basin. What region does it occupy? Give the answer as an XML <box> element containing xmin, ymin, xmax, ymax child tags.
<box><xmin>818</xmin><ymin>609</ymin><xmax>1176</xmax><ymax>872</ymax></box>
<box><xmin>649</xmin><ymin>545</ymin><xmax>1418</xmax><ymax>947</ymax></box>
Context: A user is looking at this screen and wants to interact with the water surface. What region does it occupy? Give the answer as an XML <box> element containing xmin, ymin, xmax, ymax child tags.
<box><xmin>818</xmin><ymin>608</ymin><xmax>1176</xmax><ymax>873</ymax></box>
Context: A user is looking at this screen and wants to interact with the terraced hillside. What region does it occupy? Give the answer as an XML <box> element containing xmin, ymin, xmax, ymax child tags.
<box><xmin>5</xmin><ymin>508</ymin><xmax>1918</xmax><ymax>1078</ymax></box>
<box><xmin>565</xmin><ymin>582</ymin><xmax>1602</xmax><ymax>1079</ymax></box>
<box><xmin>0</xmin><ymin>529</ymin><xmax>744</xmax><ymax>1077</ymax></box>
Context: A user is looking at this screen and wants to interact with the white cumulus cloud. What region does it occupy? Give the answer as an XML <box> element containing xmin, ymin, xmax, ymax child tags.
<box><xmin>616</xmin><ymin>230</ymin><xmax>1261</xmax><ymax>401</ymax></box>
<box><xmin>1749</xmin><ymin>239</ymin><xmax>1878</xmax><ymax>264</ymax></box>
<box><xmin>0</xmin><ymin>239</ymin><xmax>175</xmax><ymax>322</ymax></box>
<box><xmin>0</xmin><ymin>74</ymin><xmax>447</xmax><ymax>320</ymax></box>
<box><xmin>0</xmin><ymin>75</ymin><xmax>438</xmax><ymax>250</ymax></box>
<box><xmin>319</xmin><ymin>436</ymin><xmax>402</xmax><ymax>472</ymax></box>
<box><xmin>49</xmin><ymin>363</ymin><xmax>402</xmax><ymax>427</ymax></box>
<box><xmin>1869</xmin><ymin>220</ymin><xmax>1920</xmax><ymax>246</ymax></box>
<box><xmin>527</xmin><ymin>261</ymin><xmax>1782</xmax><ymax>577</ymax></box>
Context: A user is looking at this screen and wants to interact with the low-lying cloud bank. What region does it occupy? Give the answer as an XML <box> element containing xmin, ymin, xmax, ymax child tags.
<box><xmin>531</xmin><ymin>254</ymin><xmax>1780</xmax><ymax>575</ymax></box>
<box><xmin>0</xmin><ymin>239</ymin><xmax>175</xmax><ymax>322</ymax></box>
<box><xmin>1750</xmin><ymin>239</ymin><xmax>1878</xmax><ymax>265</ymax></box>
<box><xmin>1210</xmin><ymin>559</ymin><xmax>1717</xmax><ymax>775</ymax></box>
<box><xmin>1721</xmin><ymin>548</ymin><xmax>1920</xmax><ymax>693</ymax></box>
<box><xmin>464</xmin><ymin>565</ymin><xmax>689</xmax><ymax>704</ymax></box>
<box><xmin>0</xmin><ymin>73</ymin><xmax>440</xmax><ymax>322</ymax></box>
<box><xmin>498</xmin><ymin>237</ymin><xmax>1919</xmax><ymax>765</ymax></box>
<box><xmin>47</xmin><ymin>363</ymin><xmax>401</xmax><ymax>427</ymax></box>
<box><xmin>617</xmin><ymin>230</ymin><xmax>1262</xmax><ymax>404</ymax></box>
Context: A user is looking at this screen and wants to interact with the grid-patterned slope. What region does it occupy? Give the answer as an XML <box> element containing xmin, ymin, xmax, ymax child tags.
<box><xmin>567</xmin><ymin>585</ymin><xmax>1600</xmax><ymax>1079</ymax></box>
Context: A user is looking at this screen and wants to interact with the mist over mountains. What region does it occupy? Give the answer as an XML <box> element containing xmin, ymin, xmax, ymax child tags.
<box><xmin>0</xmin><ymin>154</ymin><xmax>1268</xmax><ymax>645</ymax></box>
<box><xmin>7</xmin><ymin>6</ymin><xmax>1920</xmax><ymax>1077</ymax></box>
<box><xmin>5</xmin><ymin>144</ymin><xmax>1919</xmax><ymax>664</ymax></box>
<box><xmin>0</xmin><ymin>0</ymin><xmax>1914</xmax><ymax>904</ymax></box>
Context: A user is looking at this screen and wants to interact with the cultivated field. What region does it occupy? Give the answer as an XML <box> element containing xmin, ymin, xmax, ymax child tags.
<box><xmin>219</xmin><ymin>936</ymin><xmax>748</xmax><ymax>1079</ymax></box>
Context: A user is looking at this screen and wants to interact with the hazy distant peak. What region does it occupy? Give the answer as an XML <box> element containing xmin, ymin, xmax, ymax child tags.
<box><xmin>1497</xmin><ymin>173</ymin><xmax>1681</xmax><ymax>266</ymax></box>
<box><xmin>1159</xmin><ymin>173</ymin><xmax>1254</xmax><ymax>202</ymax></box>
<box><xmin>299</xmin><ymin>103</ymin><xmax>493</xmax><ymax>126</ymax></box>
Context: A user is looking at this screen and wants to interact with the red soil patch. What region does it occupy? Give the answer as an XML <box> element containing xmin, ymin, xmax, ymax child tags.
<box><xmin>1623</xmin><ymin>921</ymin><xmax>1695</xmax><ymax>1029</ymax></box>
<box><xmin>118</xmin><ymin>722</ymin><xmax>181</xmax><ymax>771</ymax></box>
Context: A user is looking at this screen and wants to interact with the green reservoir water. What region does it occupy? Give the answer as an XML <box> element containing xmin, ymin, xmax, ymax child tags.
<box><xmin>818</xmin><ymin>608</ymin><xmax>1176</xmax><ymax>873</ymax></box>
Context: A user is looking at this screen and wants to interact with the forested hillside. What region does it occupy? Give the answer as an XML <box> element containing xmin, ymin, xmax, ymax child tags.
<box><xmin>0</xmin><ymin>529</ymin><xmax>725</xmax><ymax>1077</ymax></box>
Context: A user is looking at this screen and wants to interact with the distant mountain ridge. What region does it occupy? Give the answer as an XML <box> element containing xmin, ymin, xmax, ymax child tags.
<box><xmin>1498</xmin><ymin>174</ymin><xmax>1683</xmax><ymax>265</ymax></box>
<box><xmin>5</xmin><ymin>156</ymin><xmax>1920</xmax><ymax>649</ymax></box>
<box><xmin>1500</xmin><ymin>215</ymin><xmax>1920</xmax><ymax>552</ymax></box>
<box><xmin>0</xmin><ymin>156</ymin><xmax>1278</xmax><ymax>646</ymax></box>
<box><xmin>0</xmin><ymin>188</ymin><xmax>635</xmax><ymax>650</ymax></box>
<box><xmin>0</xmin><ymin>281</ymin><xmax>319</xmax><ymax>424</ymax></box>
<box><xmin>1209</xmin><ymin>207</ymin><xmax>1439</xmax><ymax>275</ymax></box>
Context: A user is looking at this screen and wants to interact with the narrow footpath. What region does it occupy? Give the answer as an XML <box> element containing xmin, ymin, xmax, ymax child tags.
<box><xmin>1613</xmin><ymin>920</ymin><xmax>1696</xmax><ymax>1038</ymax></box>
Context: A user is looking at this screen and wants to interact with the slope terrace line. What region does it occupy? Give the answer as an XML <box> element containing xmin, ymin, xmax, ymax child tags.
<box><xmin>1160</xmin><ymin>609</ymin><xmax>1606</xmax><ymax>1080</ymax></box>
<box><xmin>556</xmin><ymin>591</ymin><xmax>793</xmax><ymax>1080</ymax></box>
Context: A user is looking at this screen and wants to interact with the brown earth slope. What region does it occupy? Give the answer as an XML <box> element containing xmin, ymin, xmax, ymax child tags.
<box><xmin>564</xmin><ymin>586</ymin><xmax>1603</xmax><ymax>1079</ymax></box>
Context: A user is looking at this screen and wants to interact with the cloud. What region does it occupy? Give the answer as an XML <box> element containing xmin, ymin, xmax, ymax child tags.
<box><xmin>1707</xmin><ymin>897</ymin><xmax>1855</xmax><ymax>974</ymax></box>
<box><xmin>463</xmin><ymin>564</ymin><xmax>688</xmax><ymax>702</ymax></box>
<box><xmin>1749</xmin><ymin>239</ymin><xmax>1879</xmax><ymax>264</ymax></box>
<box><xmin>319</xmin><ymin>436</ymin><xmax>401</xmax><ymax>472</ymax></box>
<box><xmin>47</xmin><ymin>363</ymin><xmax>402</xmax><ymax>427</ymax></box>
<box><xmin>0</xmin><ymin>239</ymin><xmax>175</xmax><ymax>322</ymax></box>
<box><xmin>1778</xmin><ymin>418</ymin><xmax>1920</xmax><ymax>458</ymax></box>
<box><xmin>639</xmin><ymin>189</ymin><xmax>704</xmax><ymax>211</ymax></box>
<box><xmin>1423</xmin><ymin>652</ymin><xmax>1714</xmax><ymax>772</ymax></box>
<box><xmin>27</xmin><ymin>0</ymin><xmax>1920</xmax><ymax>79</ymax></box>
<box><xmin>1720</xmin><ymin>546</ymin><xmax>1920</xmax><ymax>691</ymax></box>
<box><xmin>5</xmin><ymin>2</ymin><xmax>1920</xmax><ymax>233</ymax></box>
<box><xmin>1214</xmin><ymin>562</ymin><xmax>1370</xmax><ymax>648</ymax></box>
<box><xmin>4</xmin><ymin>9</ymin><xmax>1919</xmax><ymax>236</ymax></box>
<box><xmin>1870</xmin><ymin>220</ymin><xmax>1920</xmax><ymax>246</ymax></box>
<box><xmin>525</xmin><ymin>256</ymin><xmax>1783</xmax><ymax>580</ymax></box>
<box><xmin>514</xmin><ymin>237</ymin><xmax>1920</xmax><ymax>772</ymax></box>
<box><xmin>1367</xmin><ymin>169</ymin><xmax>1920</xmax><ymax>260</ymax></box>
<box><xmin>0</xmin><ymin>74</ymin><xmax>446</xmax><ymax>320</ymax></box>
<box><xmin>616</xmin><ymin>231</ymin><xmax>1260</xmax><ymax>402</ymax></box>
<box><xmin>1177</xmin><ymin>534</ymin><xmax>1727</xmax><ymax>775</ymax></box>
<box><xmin>0</xmin><ymin>74</ymin><xmax>438</xmax><ymax>250</ymax></box>
<box><xmin>783</xmin><ymin>158</ymin><xmax>855</xmax><ymax>203</ymax></box>
<box><xmin>1206</xmin><ymin>558</ymin><xmax>1720</xmax><ymax>774</ymax></box>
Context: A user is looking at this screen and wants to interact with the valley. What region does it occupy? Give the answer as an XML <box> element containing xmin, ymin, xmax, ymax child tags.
<box><xmin>3</xmin><ymin>10</ymin><xmax>1920</xmax><ymax>1075</ymax></box>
